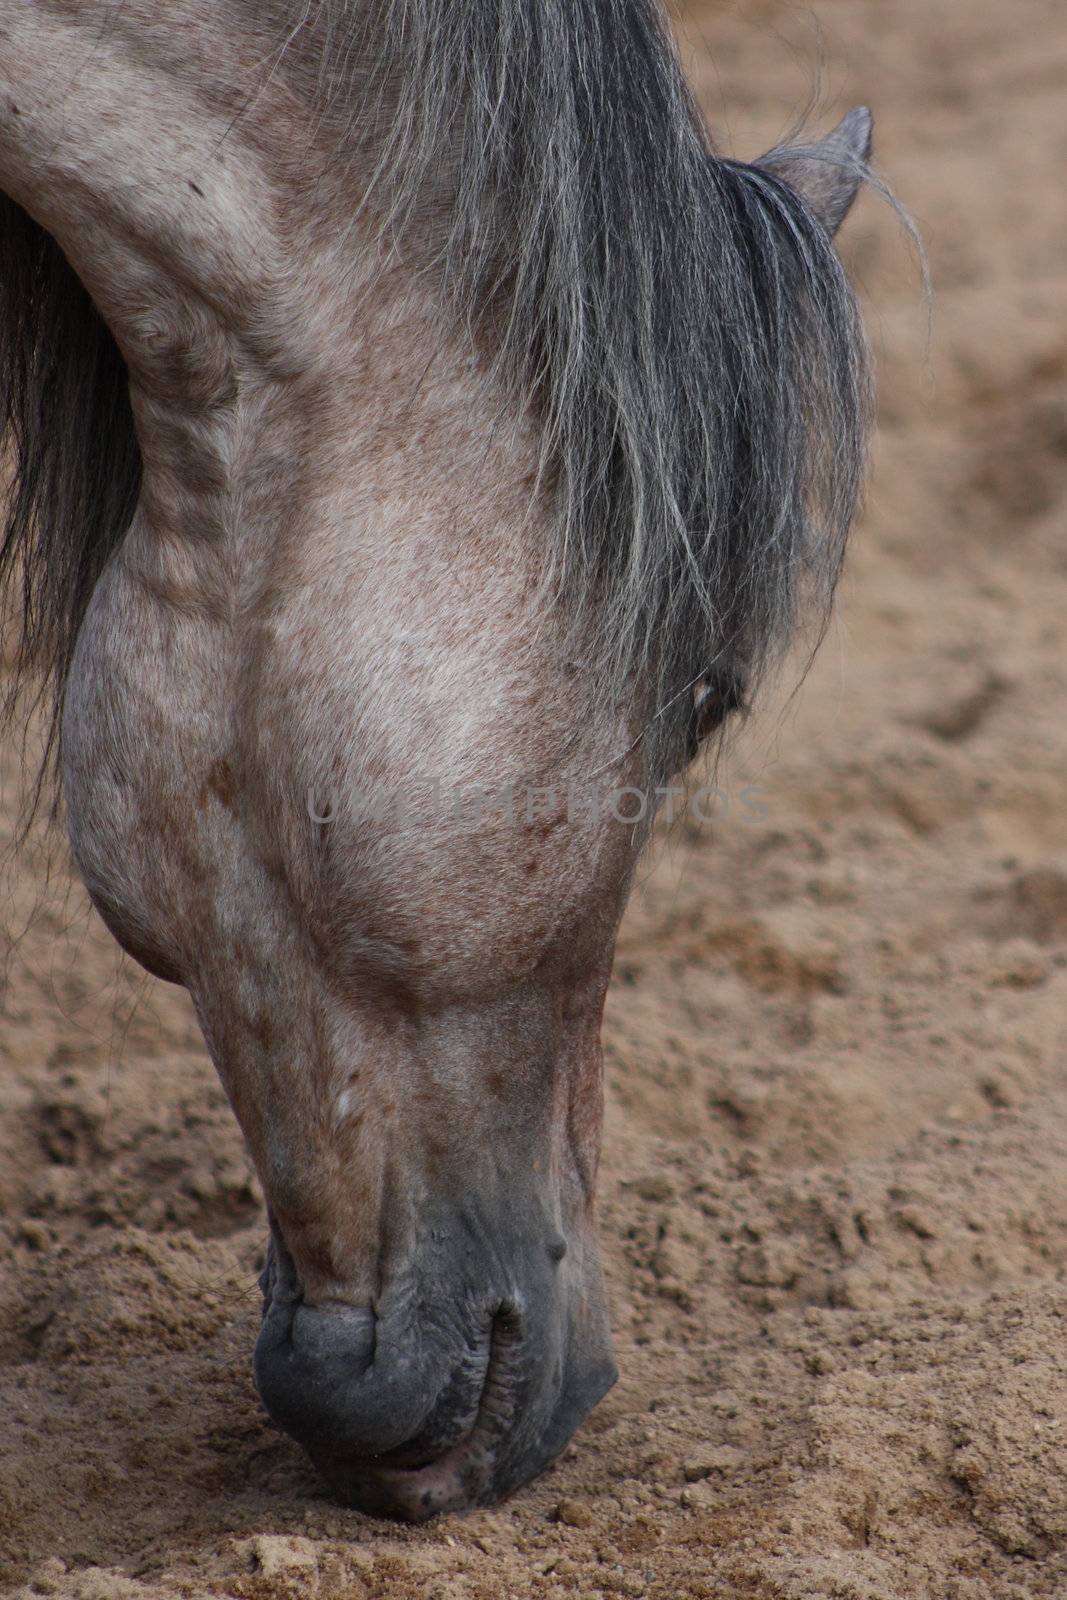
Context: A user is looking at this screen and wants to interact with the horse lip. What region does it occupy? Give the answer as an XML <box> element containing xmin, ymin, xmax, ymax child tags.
<box><xmin>361</xmin><ymin>1424</ymin><xmax>497</xmax><ymax>1519</ymax></box>
<box><xmin>255</xmin><ymin>1231</ymin><xmax>613</xmax><ymax>1518</ymax></box>
<box><xmin>317</xmin><ymin>1375</ymin><xmax>508</xmax><ymax>1519</ymax></box>
<box><xmin>312</xmin><ymin>1301</ymin><xmax>524</xmax><ymax>1518</ymax></box>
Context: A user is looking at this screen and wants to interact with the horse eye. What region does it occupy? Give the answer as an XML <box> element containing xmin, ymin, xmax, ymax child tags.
<box><xmin>686</xmin><ymin>670</ymin><xmax>745</xmax><ymax>759</ymax></box>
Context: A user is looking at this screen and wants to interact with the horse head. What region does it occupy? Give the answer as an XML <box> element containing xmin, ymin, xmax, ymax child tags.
<box><xmin>0</xmin><ymin>0</ymin><xmax>871</xmax><ymax>1516</ymax></box>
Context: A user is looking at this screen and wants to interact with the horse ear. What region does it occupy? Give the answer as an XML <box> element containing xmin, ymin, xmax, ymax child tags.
<box><xmin>757</xmin><ymin>107</ymin><xmax>873</xmax><ymax>237</ymax></box>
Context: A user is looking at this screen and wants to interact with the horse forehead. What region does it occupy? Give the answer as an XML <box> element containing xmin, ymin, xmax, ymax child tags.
<box><xmin>252</xmin><ymin>512</ymin><xmax>579</xmax><ymax>767</ymax></box>
<box><xmin>242</xmin><ymin>550</ymin><xmax>635</xmax><ymax>979</ymax></box>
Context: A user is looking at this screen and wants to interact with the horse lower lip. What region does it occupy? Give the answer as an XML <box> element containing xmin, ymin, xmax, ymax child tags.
<box><xmin>341</xmin><ymin>1425</ymin><xmax>494</xmax><ymax>1520</ymax></box>
<box><xmin>376</xmin><ymin>1431</ymin><xmax>483</xmax><ymax>1485</ymax></box>
<box><xmin>374</xmin><ymin>1444</ymin><xmax>451</xmax><ymax>1473</ymax></box>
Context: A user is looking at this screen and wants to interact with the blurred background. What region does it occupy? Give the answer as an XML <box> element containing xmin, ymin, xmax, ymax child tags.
<box><xmin>2</xmin><ymin>1</ymin><xmax>1065</xmax><ymax>1596</ymax></box>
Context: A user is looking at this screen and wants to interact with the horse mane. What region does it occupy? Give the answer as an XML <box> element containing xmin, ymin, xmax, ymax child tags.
<box><xmin>0</xmin><ymin>0</ymin><xmax>870</xmax><ymax>807</ymax></box>
<box><xmin>0</xmin><ymin>196</ymin><xmax>142</xmax><ymax>812</ymax></box>
<box><xmin>354</xmin><ymin>0</ymin><xmax>872</xmax><ymax>774</ymax></box>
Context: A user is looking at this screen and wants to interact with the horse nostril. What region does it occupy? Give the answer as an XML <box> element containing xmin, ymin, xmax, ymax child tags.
<box><xmin>547</xmin><ymin>1233</ymin><xmax>567</xmax><ymax>1263</ymax></box>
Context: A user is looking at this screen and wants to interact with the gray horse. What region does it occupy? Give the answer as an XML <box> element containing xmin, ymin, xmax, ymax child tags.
<box><xmin>0</xmin><ymin>0</ymin><xmax>870</xmax><ymax>1519</ymax></box>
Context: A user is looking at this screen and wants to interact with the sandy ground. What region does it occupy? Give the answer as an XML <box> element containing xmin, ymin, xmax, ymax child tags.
<box><xmin>2</xmin><ymin>1</ymin><xmax>1067</xmax><ymax>1596</ymax></box>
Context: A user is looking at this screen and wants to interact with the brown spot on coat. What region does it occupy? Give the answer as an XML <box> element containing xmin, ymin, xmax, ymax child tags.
<box><xmin>250</xmin><ymin>1013</ymin><xmax>273</xmax><ymax>1051</ymax></box>
<box><xmin>200</xmin><ymin>757</ymin><xmax>237</xmax><ymax>813</ymax></box>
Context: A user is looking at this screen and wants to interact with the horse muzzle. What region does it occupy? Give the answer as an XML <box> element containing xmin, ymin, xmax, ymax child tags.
<box><xmin>251</xmin><ymin>1223</ymin><xmax>616</xmax><ymax>1518</ymax></box>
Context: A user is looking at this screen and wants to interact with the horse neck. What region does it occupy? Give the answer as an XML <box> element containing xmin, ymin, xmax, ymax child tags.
<box><xmin>0</xmin><ymin>3</ymin><xmax>508</xmax><ymax>569</ymax></box>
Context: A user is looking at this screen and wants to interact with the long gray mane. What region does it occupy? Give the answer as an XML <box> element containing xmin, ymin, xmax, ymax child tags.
<box><xmin>357</xmin><ymin>0</ymin><xmax>871</xmax><ymax>773</ymax></box>
<box><xmin>0</xmin><ymin>0</ymin><xmax>870</xmax><ymax>798</ymax></box>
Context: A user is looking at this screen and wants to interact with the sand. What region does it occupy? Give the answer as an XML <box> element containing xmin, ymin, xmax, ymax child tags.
<box><xmin>2</xmin><ymin>0</ymin><xmax>1066</xmax><ymax>1595</ymax></box>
